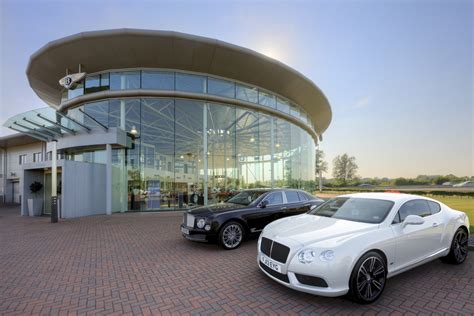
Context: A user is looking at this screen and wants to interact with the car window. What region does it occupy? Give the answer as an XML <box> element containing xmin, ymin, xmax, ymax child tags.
<box><xmin>297</xmin><ymin>192</ymin><xmax>308</xmax><ymax>201</ymax></box>
<box><xmin>227</xmin><ymin>191</ymin><xmax>266</xmax><ymax>206</ymax></box>
<box><xmin>285</xmin><ymin>191</ymin><xmax>300</xmax><ymax>203</ymax></box>
<box><xmin>264</xmin><ymin>192</ymin><xmax>283</xmax><ymax>205</ymax></box>
<box><xmin>310</xmin><ymin>197</ymin><xmax>394</xmax><ymax>224</ymax></box>
<box><xmin>398</xmin><ymin>199</ymin><xmax>431</xmax><ymax>221</ymax></box>
<box><xmin>427</xmin><ymin>201</ymin><xmax>441</xmax><ymax>215</ymax></box>
<box><xmin>392</xmin><ymin>211</ymin><xmax>402</xmax><ymax>224</ymax></box>
<box><xmin>304</xmin><ymin>192</ymin><xmax>315</xmax><ymax>200</ymax></box>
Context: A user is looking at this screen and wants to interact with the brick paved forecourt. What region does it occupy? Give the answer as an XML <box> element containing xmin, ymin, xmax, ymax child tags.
<box><xmin>1</xmin><ymin>205</ymin><xmax>473</xmax><ymax>315</ymax></box>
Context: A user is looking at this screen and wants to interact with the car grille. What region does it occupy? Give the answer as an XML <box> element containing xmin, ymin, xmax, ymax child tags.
<box><xmin>259</xmin><ymin>261</ymin><xmax>289</xmax><ymax>283</ymax></box>
<box><xmin>295</xmin><ymin>274</ymin><xmax>328</xmax><ymax>288</ymax></box>
<box><xmin>185</xmin><ymin>214</ymin><xmax>195</xmax><ymax>228</ymax></box>
<box><xmin>260</xmin><ymin>237</ymin><xmax>290</xmax><ymax>264</ymax></box>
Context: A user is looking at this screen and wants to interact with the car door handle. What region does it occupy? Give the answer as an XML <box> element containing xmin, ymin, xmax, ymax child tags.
<box><xmin>432</xmin><ymin>222</ymin><xmax>439</xmax><ymax>227</ymax></box>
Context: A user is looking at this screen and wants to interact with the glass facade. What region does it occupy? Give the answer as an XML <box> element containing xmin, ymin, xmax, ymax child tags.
<box><xmin>65</xmin><ymin>97</ymin><xmax>316</xmax><ymax>212</ymax></box>
<box><xmin>59</xmin><ymin>69</ymin><xmax>316</xmax><ymax>133</ymax></box>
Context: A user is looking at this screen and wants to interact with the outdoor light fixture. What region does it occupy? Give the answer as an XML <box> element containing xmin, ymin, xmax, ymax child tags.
<box><xmin>275</xmin><ymin>143</ymin><xmax>281</xmax><ymax>148</ymax></box>
<box><xmin>180</xmin><ymin>155</ymin><xmax>184</xmax><ymax>159</ymax></box>
<box><xmin>250</xmin><ymin>137</ymin><xmax>255</xmax><ymax>142</ymax></box>
<box><xmin>130</xmin><ymin>125</ymin><xmax>138</xmax><ymax>136</ymax></box>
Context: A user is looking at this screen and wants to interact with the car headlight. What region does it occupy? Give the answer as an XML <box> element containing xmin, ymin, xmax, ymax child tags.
<box><xmin>319</xmin><ymin>250</ymin><xmax>335</xmax><ymax>262</ymax></box>
<box><xmin>196</xmin><ymin>218</ymin><xmax>206</xmax><ymax>229</ymax></box>
<box><xmin>297</xmin><ymin>249</ymin><xmax>317</xmax><ymax>264</ymax></box>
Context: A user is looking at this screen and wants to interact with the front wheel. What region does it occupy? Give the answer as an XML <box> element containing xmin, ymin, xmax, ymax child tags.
<box><xmin>348</xmin><ymin>251</ymin><xmax>387</xmax><ymax>304</ymax></box>
<box><xmin>443</xmin><ymin>228</ymin><xmax>469</xmax><ymax>264</ymax></box>
<box><xmin>218</xmin><ymin>221</ymin><xmax>244</xmax><ymax>250</ymax></box>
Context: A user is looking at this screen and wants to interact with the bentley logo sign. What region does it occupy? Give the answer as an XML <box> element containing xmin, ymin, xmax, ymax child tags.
<box><xmin>59</xmin><ymin>72</ymin><xmax>86</xmax><ymax>89</ymax></box>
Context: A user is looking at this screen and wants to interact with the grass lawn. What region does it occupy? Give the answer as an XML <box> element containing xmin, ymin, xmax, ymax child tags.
<box><xmin>316</xmin><ymin>191</ymin><xmax>474</xmax><ymax>233</ymax></box>
<box><xmin>431</xmin><ymin>196</ymin><xmax>474</xmax><ymax>233</ymax></box>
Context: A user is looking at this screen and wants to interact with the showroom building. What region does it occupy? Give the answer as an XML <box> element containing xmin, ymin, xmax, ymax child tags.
<box><xmin>2</xmin><ymin>29</ymin><xmax>332</xmax><ymax>218</ymax></box>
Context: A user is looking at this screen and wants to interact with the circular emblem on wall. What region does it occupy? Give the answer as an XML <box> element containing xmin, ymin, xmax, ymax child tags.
<box><xmin>58</xmin><ymin>72</ymin><xmax>86</xmax><ymax>90</ymax></box>
<box><xmin>64</xmin><ymin>76</ymin><xmax>73</xmax><ymax>88</ymax></box>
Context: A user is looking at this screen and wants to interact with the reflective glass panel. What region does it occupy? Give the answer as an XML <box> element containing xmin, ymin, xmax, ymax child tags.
<box><xmin>235</xmin><ymin>107</ymin><xmax>260</xmax><ymax>187</ymax></box>
<box><xmin>258</xmin><ymin>91</ymin><xmax>276</xmax><ymax>108</ymax></box>
<box><xmin>175</xmin><ymin>73</ymin><xmax>206</xmax><ymax>93</ymax></box>
<box><xmin>141</xmin><ymin>71</ymin><xmax>175</xmax><ymax>90</ymax></box>
<box><xmin>82</xmin><ymin>100</ymin><xmax>109</xmax><ymax>128</ymax></box>
<box><xmin>208</xmin><ymin>78</ymin><xmax>235</xmax><ymax>98</ymax></box>
<box><xmin>110</xmin><ymin>71</ymin><xmax>140</xmax><ymax>90</ymax></box>
<box><xmin>276</xmin><ymin>98</ymin><xmax>290</xmax><ymax>114</ymax></box>
<box><xmin>290</xmin><ymin>104</ymin><xmax>300</xmax><ymax>119</ymax></box>
<box><xmin>141</xmin><ymin>98</ymin><xmax>175</xmax><ymax>210</ymax></box>
<box><xmin>236</xmin><ymin>84</ymin><xmax>258</xmax><ymax>103</ymax></box>
<box><xmin>85</xmin><ymin>75</ymin><xmax>101</xmax><ymax>94</ymax></box>
<box><xmin>175</xmin><ymin>99</ymin><xmax>205</xmax><ymax>208</ymax></box>
<box><xmin>207</xmin><ymin>103</ymin><xmax>237</xmax><ymax>203</ymax></box>
<box><xmin>67</xmin><ymin>82</ymin><xmax>84</xmax><ymax>99</ymax></box>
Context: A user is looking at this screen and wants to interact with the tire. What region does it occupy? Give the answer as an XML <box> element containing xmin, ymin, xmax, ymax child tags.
<box><xmin>442</xmin><ymin>228</ymin><xmax>469</xmax><ymax>264</ymax></box>
<box><xmin>348</xmin><ymin>251</ymin><xmax>387</xmax><ymax>304</ymax></box>
<box><xmin>218</xmin><ymin>221</ymin><xmax>244</xmax><ymax>250</ymax></box>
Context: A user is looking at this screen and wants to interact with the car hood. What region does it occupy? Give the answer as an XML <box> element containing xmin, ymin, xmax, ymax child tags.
<box><xmin>187</xmin><ymin>203</ymin><xmax>249</xmax><ymax>216</ymax></box>
<box><xmin>263</xmin><ymin>214</ymin><xmax>378</xmax><ymax>247</ymax></box>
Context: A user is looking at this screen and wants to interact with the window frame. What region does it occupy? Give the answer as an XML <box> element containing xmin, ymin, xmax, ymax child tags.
<box><xmin>33</xmin><ymin>152</ymin><xmax>42</xmax><ymax>163</ymax></box>
<box><xmin>262</xmin><ymin>191</ymin><xmax>284</xmax><ymax>206</ymax></box>
<box><xmin>395</xmin><ymin>199</ymin><xmax>433</xmax><ymax>224</ymax></box>
<box><xmin>284</xmin><ymin>190</ymin><xmax>300</xmax><ymax>203</ymax></box>
<box><xmin>427</xmin><ymin>200</ymin><xmax>442</xmax><ymax>215</ymax></box>
<box><xmin>19</xmin><ymin>154</ymin><xmax>27</xmax><ymax>165</ymax></box>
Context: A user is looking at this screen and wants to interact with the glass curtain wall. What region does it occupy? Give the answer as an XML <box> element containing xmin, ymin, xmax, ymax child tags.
<box><xmin>67</xmin><ymin>98</ymin><xmax>316</xmax><ymax>211</ymax></box>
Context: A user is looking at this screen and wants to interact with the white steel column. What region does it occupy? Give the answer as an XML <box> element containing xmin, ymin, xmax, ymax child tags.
<box><xmin>106</xmin><ymin>144</ymin><xmax>112</xmax><ymax>215</ymax></box>
<box><xmin>270</xmin><ymin>118</ymin><xmax>275</xmax><ymax>188</ymax></box>
<box><xmin>120</xmin><ymin>76</ymin><xmax>127</xmax><ymax>212</ymax></box>
<box><xmin>203</xmin><ymin>104</ymin><xmax>208</xmax><ymax>206</ymax></box>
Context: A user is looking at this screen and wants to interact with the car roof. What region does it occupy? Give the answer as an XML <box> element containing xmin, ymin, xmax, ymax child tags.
<box><xmin>241</xmin><ymin>188</ymin><xmax>303</xmax><ymax>192</ymax></box>
<box><xmin>338</xmin><ymin>192</ymin><xmax>426</xmax><ymax>203</ymax></box>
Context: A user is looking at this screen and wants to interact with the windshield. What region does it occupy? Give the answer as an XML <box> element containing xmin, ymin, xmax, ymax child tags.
<box><xmin>309</xmin><ymin>197</ymin><xmax>394</xmax><ymax>224</ymax></box>
<box><xmin>227</xmin><ymin>191</ymin><xmax>267</xmax><ymax>206</ymax></box>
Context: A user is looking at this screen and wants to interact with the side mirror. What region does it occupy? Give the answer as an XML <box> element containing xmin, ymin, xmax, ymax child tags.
<box><xmin>402</xmin><ymin>215</ymin><xmax>424</xmax><ymax>227</ymax></box>
<box><xmin>259</xmin><ymin>200</ymin><xmax>269</xmax><ymax>208</ymax></box>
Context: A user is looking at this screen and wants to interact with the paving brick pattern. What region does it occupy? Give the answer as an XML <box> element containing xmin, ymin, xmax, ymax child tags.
<box><xmin>0</xmin><ymin>205</ymin><xmax>473</xmax><ymax>315</ymax></box>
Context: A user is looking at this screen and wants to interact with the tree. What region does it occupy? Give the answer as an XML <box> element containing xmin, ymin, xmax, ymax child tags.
<box><xmin>315</xmin><ymin>149</ymin><xmax>328</xmax><ymax>191</ymax></box>
<box><xmin>315</xmin><ymin>149</ymin><xmax>328</xmax><ymax>176</ymax></box>
<box><xmin>332</xmin><ymin>154</ymin><xmax>358</xmax><ymax>186</ymax></box>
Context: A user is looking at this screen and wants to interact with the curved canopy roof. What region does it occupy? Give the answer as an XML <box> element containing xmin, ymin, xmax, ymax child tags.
<box><xmin>26</xmin><ymin>29</ymin><xmax>332</xmax><ymax>134</ymax></box>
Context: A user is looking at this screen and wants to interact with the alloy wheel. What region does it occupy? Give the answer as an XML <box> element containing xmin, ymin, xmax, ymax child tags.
<box><xmin>356</xmin><ymin>256</ymin><xmax>386</xmax><ymax>301</ymax></box>
<box><xmin>222</xmin><ymin>224</ymin><xmax>243</xmax><ymax>248</ymax></box>
<box><xmin>453</xmin><ymin>229</ymin><xmax>468</xmax><ymax>263</ymax></box>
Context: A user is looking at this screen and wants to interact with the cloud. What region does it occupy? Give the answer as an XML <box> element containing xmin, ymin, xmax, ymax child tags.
<box><xmin>352</xmin><ymin>96</ymin><xmax>370</xmax><ymax>109</ymax></box>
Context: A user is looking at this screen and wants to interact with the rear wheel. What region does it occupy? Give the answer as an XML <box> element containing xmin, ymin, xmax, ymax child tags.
<box><xmin>443</xmin><ymin>228</ymin><xmax>468</xmax><ymax>264</ymax></box>
<box><xmin>349</xmin><ymin>251</ymin><xmax>387</xmax><ymax>304</ymax></box>
<box><xmin>218</xmin><ymin>221</ymin><xmax>244</xmax><ymax>250</ymax></box>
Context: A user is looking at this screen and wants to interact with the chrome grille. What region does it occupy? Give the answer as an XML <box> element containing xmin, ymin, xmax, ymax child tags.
<box><xmin>186</xmin><ymin>214</ymin><xmax>195</xmax><ymax>228</ymax></box>
<box><xmin>260</xmin><ymin>237</ymin><xmax>290</xmax><ymax>264</ymax></box>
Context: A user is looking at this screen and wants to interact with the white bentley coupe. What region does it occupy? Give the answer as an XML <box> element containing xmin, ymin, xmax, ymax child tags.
<box><xmin>257</xmin><ymin>193</ymin><xmax>470</xmax><ymax>304</ymax></box>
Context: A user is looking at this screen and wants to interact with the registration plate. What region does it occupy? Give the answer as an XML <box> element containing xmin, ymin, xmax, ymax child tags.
<box><xmin>260</xmin><ymin>254</ymin><xmax>282</xmax><ymax>273</ymax></box>
<box><xmin>181</xmin><ymin>227</ymin><xmax>189</xmax><ymax>235</ymax></box>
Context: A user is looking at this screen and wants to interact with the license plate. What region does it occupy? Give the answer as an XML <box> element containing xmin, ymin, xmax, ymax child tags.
<box><xmin>181</xmin><ymin>227</ymin><xmax>189</xmax><ymax>235</ymax></box>
<box><xmin>260</xmin><ymin>254</ymin><xmax>281</xmax><ymax>273</ymax></box>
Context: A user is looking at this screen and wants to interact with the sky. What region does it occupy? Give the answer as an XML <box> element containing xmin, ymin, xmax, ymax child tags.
<box><xmin>0</xmin><ymin>0</ymin><xmax>472</xmax><ymax>178</ymax></box>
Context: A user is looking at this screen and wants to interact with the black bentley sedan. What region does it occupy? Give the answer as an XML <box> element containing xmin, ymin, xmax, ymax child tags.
<box><xmin>180</xmin><ymin>189</ymin><xmax>324</xmax><ymax>250</ymax></box>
